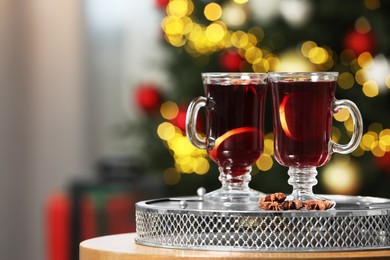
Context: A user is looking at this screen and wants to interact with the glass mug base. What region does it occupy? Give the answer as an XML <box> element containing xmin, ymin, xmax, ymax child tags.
<box><xmin>202</xmin><ymin>166</ymin><xmax>265</xmax><ymax>207</ymax></box>
<box><xmin>286</xmin><ymin>166</ymin><xmax>336</xmax><ymax>208</ymax></box>
<box><xmin>285</xmin><ymin>193</ymin><xmax>336</xmax><ymax>208</ymax></box>
<box><xmin>203</xmin><ymin>188</ymin><xmax>264</xmax><ymax>207</ymax></box>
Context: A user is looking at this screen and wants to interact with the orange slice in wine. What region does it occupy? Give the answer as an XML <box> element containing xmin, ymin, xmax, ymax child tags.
<box><xmin>279</xmin><ymin>95</ymin><xmax>295</xmax><ymax>140</ymax></box>
<box><xmin>279</xmin><ymin>92</ymin><xmax>322</xmax><ymax>141</ymax></box>
<box><xmin>208</xmin><ymin>127</ymin><xmax>260</xmax><ymax>161</ymax></box>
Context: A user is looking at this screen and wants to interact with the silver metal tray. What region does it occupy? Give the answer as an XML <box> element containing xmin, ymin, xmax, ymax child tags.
<box><xmin>135</xmin><ymin>194</ymin><xmax>390</xmax><ymax>252</ymax></box>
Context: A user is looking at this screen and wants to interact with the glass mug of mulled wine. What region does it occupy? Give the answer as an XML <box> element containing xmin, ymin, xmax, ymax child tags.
<box><xmin>269</xmin><ymin>72</ymin><xmax>363</xmax><ymax>206</ymax></box>
<box><xmin>186</xmin><ymin>73</ymin><xmax>268</xmax><ymax>205</ymax></box>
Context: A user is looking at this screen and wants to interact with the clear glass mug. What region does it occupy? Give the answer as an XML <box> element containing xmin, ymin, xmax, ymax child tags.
<box><xmin>269</xmin><ymin>72</ymin><xmax>363</xmax><ymax>206</ymax></box>
<box><xmin>186</xmin><ymin>73</ymin><xmax>268</xmax><ymax>205</ymax></box>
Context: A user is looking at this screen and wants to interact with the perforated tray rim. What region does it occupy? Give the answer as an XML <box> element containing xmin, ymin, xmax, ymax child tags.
<box><xmin>135</xmin><ymin>195</ymin><xmax>390</xmax><ymax>252</ymax></box>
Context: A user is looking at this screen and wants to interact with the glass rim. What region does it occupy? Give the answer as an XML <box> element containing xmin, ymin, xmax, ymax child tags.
<box><xmin>202</xmin><ymin>72</ymin><xmax>267</xmax><ymax>78</ymax></box>
<box><xmin>202</xmin><ymin>72</ymin><xmax>267</xmax><ymax>84</ymax></box>
<box><xmin>268</xmin><ymin>71</ymin><xmax>339</xmax><ymax>81</ymax></box>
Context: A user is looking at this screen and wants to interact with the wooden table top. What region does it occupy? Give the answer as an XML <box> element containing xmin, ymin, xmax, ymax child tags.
<box><xmin>79</xmin><ymin>233</ymin><xmax>390</xmax><ymax>260</ymax></box>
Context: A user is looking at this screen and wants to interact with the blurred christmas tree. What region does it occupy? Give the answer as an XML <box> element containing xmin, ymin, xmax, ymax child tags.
<box><xmin>129</xmin><ymin>0</ymin><xmax>390</xmax><ymax>198</ymax></box>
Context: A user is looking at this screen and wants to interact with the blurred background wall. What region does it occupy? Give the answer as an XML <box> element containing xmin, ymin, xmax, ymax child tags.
<box><xmin>0</xmin><ymin>1</ymin><xmax>88</xmax><ymax>259</ymax></box>
<box><xmin>0</xmin><ymin>1</ymin><xmax>163</xmax><ymax>259</ymax></box>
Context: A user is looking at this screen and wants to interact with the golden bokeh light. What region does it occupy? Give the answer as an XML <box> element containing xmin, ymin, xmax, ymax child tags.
<box><xmin>233</xmin><ymin>0</ymin><xmax>248</xmax><ymax>4</ymax></box>
<box><xmin>322</xmin><ymin>158</ymin><xmax>361</xmax><ymax>195</ymax></box>
<box><xmin>176</xmin><ymin>156</ymin><xmax>196</xmax><ymax>173</ymax></box>
<box><xmin>204</xmin><ymin>3</ymin><xmax>222</xmax><ymax>21</ymax></box>
<box><xmin>276</xmin><ymin>49</ymin><xmax>315</xmax><ymax>72</ymax></box>
<box><xmin>355</xmin><ymin>69</ymin><xmax>368</xmax><ymax>85</ymax></box>
<box><xmin>161</xmin><ymin>0</ymin><xmax>267</xmax><ymax>57</ymax></box>
<box><xmin>334</xmin><ymin>108</ymin><xmax>350</xmax><ymax>122</ymax></box>
<box><xmin>361</xmin><ymin>131</ymin><xmax>377</xmax><ymax>151</ymax></box>
<box><xmin>245</xmin><ymin>47</ymin><xmax>262</xmax><ymax>64</ymax></box>
<box><xmin>162</xmin><ymin>16</ymin><xmax>184</xmax><ymax>35</ymax></box>
<box><xmin>194</xmin><ymin>157</ymin><xmax>210</xmax><ymax>175</ymax></box>
<box><xmin>386</xmin><ymin>75</ymin><xmax>390</xmax><ymax>88</ymax></box>
<box><xmin>358</xmin><ymin>52</ymin><xmax>374</xmax><ymax>68</ymax></box>
<box><xmin>186</xmin><ymin>23</ymin><xmax>202</xmax><ymax>45</ymax></box>
<box><xmin>157</xmin><ymin>122</ymin><xmax>176</xmax><ymax>141</ymax></box>
<box><xmin>332</xmin><ymin>127</ymin><xmax>341</xmax><ymax>143</ymax></box>
<box><xmin>166</xmin><ymin>35</ymin><xmax>186</xmax><ymax>47</ymax></box>
<box><xmin>256</xmin><ymin>154</ymin><xmax>273</xmax><ymax>171</ymax></box>
<box><xmin>379</xmin><ymin>129</ymin><xmax>390</xmax><ymax>152</ymax></box>
<box><xmin>231</xmin><ymin>31</ymin><xmax>249</xmax><ymax>49</ymax></box>
<box><xmin>266</xmin><ymin>55</ymin><xmax>281</xmax><ymax>71</ymax></box>
<box><xmin>163</xmin><ymin>168</ymin><xmax>181</xmax><ymax>185</ymax></box>
<box><xmin>364</xmin><ymin>0</ymin><xmax>381</xmax><ymax>9</ymax></box>
<box><xmin>246</xmin><ymin>33</ymin><xmax>258</xmax><ymax>48</ymax></box>
<box><xmin>338</xmin><ymin>72</ymin><xmax>355</xmax><ymax>90</ymax></box>
<box><xmin>301</xmin><ymin>41</ymin><xmax>317</xmax><ymax>57</ymax></box>
<box><xmin>167</xmin><ymin>0</ymin><xmax>192</xmax><ymax>17</ymax></box>
<box><xmin>264</xmin><ymin>138</ymin><xmax>274</xmax><ymax>155</ymax></box>
<box><xmin>355</xmin><ymin>16</ymin><xmax>371</xmax><ymax>34</ymax></box>
<box><xmin>371</xmin><ymin>141</ymin><xmax>385</xmax><ymax>157</ymax></box>
<box><xmin>170</xmin><ymin>136</ymin><xmax>196</xmax><ymax>156</ymax></box>
<box><xmin>368</xmin><ymin>122</ymin><xmax>383</xmax><ymax>133</ymax></box>
<box><xmin>344</xmin><ymin>117</ymin><xmax>354</xmax><ymax>134</ymax></box>
<box><xmin>256</xmin><ymin>133</ymin><xmax>275</xmax><ymax>171</ymax></box>
<box><xmin>317</xmin><ymin>55</ymin><xmax>334</xmax><ymax>70</ymax></box>
<box><xmin>158</xmin><ymin>117</ymin><xmax>208</xmax><ymax>175</ymax></box>
<box><xmin>362</xmin><ymin>80</ymin><xmax>379</xmax><ymax>97</ymax></box>
<box><xmin>161</xmin><ymin>101</ymin><xmax>179</xmax><ymax>120</ymax></box>
<box><xmin>252</xmin><ymin>59</ymin><xmax>269</xmax><ymax>72</ymax></box>
<box><xmin>205</xmin><ymin>22</ymin><xmax>225</xmax><ymax>42</ymax></box>
<box><xmin>181</xmin><ymin>16</ymin><xmax>194</xmax><ymax>34</ymax></box>
<box><xmin>308</xmin><ymin>47</ymin><xmax>328</xmax><ymax>64</ymax></box>
<box><xmin>379</xmin><ymin>129</ymin><xmax>390</xmax><ymax>140</ymax></box>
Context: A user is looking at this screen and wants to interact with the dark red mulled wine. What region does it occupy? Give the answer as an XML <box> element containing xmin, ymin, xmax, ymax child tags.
<box><xmin>205</xmin><ymin>83</ymin><xmax>267</xmax><ymax>175</ymax></box>
<box><xmin>271</xmin><ymin>80</ymin><xmax>336</xmax><ymax>167</ymax></box>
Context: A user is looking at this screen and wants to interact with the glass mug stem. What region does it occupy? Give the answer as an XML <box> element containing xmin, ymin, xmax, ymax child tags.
<box><xmin>287</xmin><ymin>167</ymin><xmax>319</xmax><ymax>201</ymax></box>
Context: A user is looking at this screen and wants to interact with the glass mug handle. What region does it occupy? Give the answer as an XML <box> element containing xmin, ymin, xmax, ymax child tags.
<box><xmin>330</xmin><ymin>99</ymin><xmax>363</xmax><ymax>154</ymax></box>
<box><xmin>186</xmin><ymin>96</ymin><xmax>211</xmax><ymax>150</ymax></box>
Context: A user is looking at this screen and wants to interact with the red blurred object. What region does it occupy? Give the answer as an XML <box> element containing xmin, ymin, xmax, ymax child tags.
<box><xmin>219</xmin><ymin>50</ymin><xmax>243</xmax><ymax>72</ymax></box>
<box><xmin>170</xmin><ymin>107</ymin><xmax>187</xmax><ymax>132</ymax></box>
<box><xmin>46</xmin><ymin>156</ymin><xmax>164</xmax><ymax>259</ymax></box>
<box><xmin>155</xmin><ymin>0</ymin><xmax>170</xmax><ymax>9</ymax></box>
<box><xmin>134</xmin><ymin>83</ymin><xmax>162</xmax><ymax>113</ymax></box>
<box><xmin>343</xmin><ymin>30</ymin><xmax>376</xmax><ymax>55</ymax></box>
<box><xmin>46</xmin><ymin>193</ymin><xmax>70</xmax><ymax>260</ymax></box>
<box><xmin>375</xmin><ymin>152</ymin><xmax>390</xmax><ymax>174</ymax></box>
<box><xmin>106</xmin><ymin>194</ymin><xmax>137</xmax><ymax>234</ymax></box>
<box><xmin>171</xmin><ymin>105</ymin><xmax>203</xmax><ymax>134</ymax></box>
<box><xmin>46</xmin><ymin>192</ymin><xmax>139</xmax><ymax>260</ymax></box>
<box><xmin>80</xmin><ymin>196</ymin><xmax>98</xmax><ymax>241</ymax></box>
